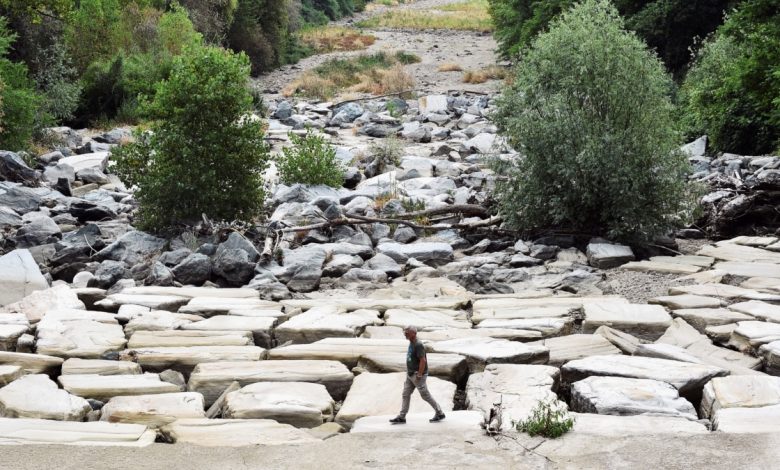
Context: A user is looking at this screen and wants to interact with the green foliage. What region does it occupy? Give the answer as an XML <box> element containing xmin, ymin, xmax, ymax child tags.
<box><xmin>65</xmin><ymin>0</ymin><xmax>122</xmax><ymax>72</ymax></box>
<box><xmin>227</xmin><ymin>0</ymin><xmax>291</xmax><ymax>74</ymax></box>
<box><xmin>515</xmin><ymin>399</ymin><xmax>575</xmax><ymax>438</ymax></box>
<box><xmin>493</xmin><ymin>0</ymin><xmax>692</xmax><ymax>241</ymax></box>
<box><xmin>488</xmin><ymin>0</ymin><xmax>738</xmax><ymax>75</ymax></box>
<box><xmin>31</xmin><ymin>41</ymin><xmax>81</xmax><ymax>122</ymax></box>
<box><xmin>0</xmin><ymin>17</ymin><xmax>43</xmax><ymax>150</ymax></box>
<box><xmin>368</xmin><ymin>135</ymin><xmax>402</xmax><ymax>170</ymax></box>
<box><xmin>112</xmin><ymin>45</ymin><xmax>269</xmax><ymax>230</ymax></box>
<box><xmin>277</xmin><ymin>128</ymin><xmax>344</xmax><ymax>187</ymax></box>
<box><xmin>680</xmin><ymin>0</ymin><xmax>779</xmax><ymax>154</ymax></box>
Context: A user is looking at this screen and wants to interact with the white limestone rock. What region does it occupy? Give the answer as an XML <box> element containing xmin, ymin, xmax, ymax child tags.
<box><xmin>701</xmin><ymin>375</ymin><xmax>780</xmax><ymax>419</ymax></box>
<box><xmin>650</xmin><ymin>295</ymin><xmax>723</xmax><ymax>310</ymax></box>
<box><xmin>188</xmin><ymin>360</ymin><xmax>354</xmax><ymax>407</ymax></box>
<box><xmin>586</xmin><ymin>243</ymin><xmax>634</xmax><ymax>269</ymax></box>
<box><xmin>6</xmin><ymin>284</ymin><xmax>84</xmax><ymax>323</ymax></box>
<box><xmin>0</xmin><ymin>417</ymin><xmax>156</xmax><ymax>446</ymax></box>
<box><xmin>159</xmin><ymin>418</ymin><xmax>320</xmax><ymax>446</ymax></box>
<box><xmin>714</xmin><ymin>261</ymin><xmax>780</xmax><ymax>279</ymax></box>
<box><xmin>712</xmin><ymin>404</ymin><xmax>780</xmax><ymax>433</ymax></box>
<box><xmin>570</xmin><ymin>376</ymin><xmax>697</xmax><ymax>420</ymax></box>
<box><xmin>178</xmin><ymin>297</ymin><xmax>280</xmax><ymax>317</ymax></box>
<box><xmin>466</xmin><ymin>364</ymin><xmax>559</xmax><ymax>429</ymax></box>
<box><xmin>334</xmin><ymin>372</ymin><xmax>455</xmax><ymax>429</ymax></box>
<box><xmin>275</xmin><ymin>307</ymin><xmax>380</xmax><ymax>344</ymax></box>
<box><xmin>672</xmin><ymin>308</ymin><xmax>754</xmax><ymax>333</ymax></box>
<box><xmin>357</xmin><ymin>353</ymin><xmax>468</xmax><ymax>383</ymax></box>
<box><xmin>475</xmin><ymin>317</ymin><xmax>573</xmax><ymax>338</ymax></box>
<box><xmin>622</xmin><ymin>261</ymin><xmax>700</xmax><ymax>274</ymax></box>
<box><xmin>418</xmin><ymin>327</ymin><xmax>543</xmax><ymax>342</ymax></box>
<box><xmin>0</xmin><ymin>374</ymin><xmax>90</xmax><ymax>421</ymax></box>
<box><xmin>223</xmin><ymin>382</ymin><xmax>334</xmax><ymax>428</ymax></box>
<box><xmin>529</xmin><ymin>334</ymin><xmax>621</xmax><ymax>366</ymax></box>
<box><xmin>101</xmin><ymin>392</ymin><xmax>205</xmax><ymax>428</ymax></box>
<box><xmin>383</xmin><ymin>308</ymin><xmax>470</xmax><ymax>331</ymax></box>
<box><xmin>127</xmin><ymin>330</ymin><xmax>253</xmax><ymax>348</ymax></box>
<box><xmin>0</xmin><ymin>250</ymin><xmax>47</xmax><ymax>307</ymax></box>
<box><xmin>759</xmin><ymin>341</ymin><xmax>780</xmax><ymax>375</ymax></box>
<box><xmin>180</xmin><ymin>315</ymin><xmax>275</xmax><ymax>348</ymax></box>
<box><xmin>0</xmin><ymin>351</ymin><xmax>63</xmax><ymax>374</ymax></box>
<box><xmin>729</xmin><ymin>300</ymin><xmax>780</xmax><ymax>323</ymax></box>
<box><xmin>561</xmin><ymin>355</ymin><xmax>728</xmax><ymax>401</ymax></box>
<box><xmin>583</xmin><ymin>303</ymin><xmax>671</xmax><ymax>340</ymax></box>
<box><xmin>125</xmin><ymin>346</ymin><xmax>265</xmax><ymax>375</ymax></box>
<box><xmin>0</xmin><ymin>366</ymin><xmax>22</xmax><ymax>386</ymax></box>
<box><xmin>36</xmin><ymin>319</ymin><xmax>126</xmax><ymax>359</ymax></box>
<box><xmin>59</xmin><ymin>373</ymin><xmax>181</xmax><ymax>401</ymax></box>
<box><xmin>62</xmin><ymin>358</ymin><xmax>141</xmax><ymax>375</ymax></box>
<box><xmin>267</xmin><ymin>338</ymin><xmax>407</xmax><ymax>368</ymax></box>
<box><xmin>566</xmin><ymin>412</ymin><xmax>708</xmax><ymax>436</ymax></box>
<box><xmin>430</xmin><ymin>337</ymin><xmax>549</xmax><ymax>372</ymax></box>
<box><xmin>728</xmin><ymin>321</ymin><xmax>780</xmax><ymax>353</ymax></box>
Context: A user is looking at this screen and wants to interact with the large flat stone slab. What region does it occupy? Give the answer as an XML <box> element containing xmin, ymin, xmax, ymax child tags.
<box><xmin>729</xmin><ymin>301</ymin><xmax>780</xmax><ymax>323</ymax></box>
<box><xmin>466</xmin><ymin>364</ymin><xmax>559</xmax><ymax>429</ymax></box>
<box><xmin>650</xmin><ymin>295</ymin><xmax>723</xmax><ymax>310</ymax></box>
<box><xmin>701</xmin><ymin>375</ymin><xmax>780</xmax><ymax>419</ymax></box>
<box><xmin>418</xmin><ymin>328</ymin><xmax>543</xmax><ymax>342</ymax></box>
<box><xmin>267</xmin><ymin>338</ymin><xmax>407</xmax><ymax>368</ymax></box>
<box><xmin>127</xmin><ymin>330</ymin><xmax>254</xmax><ymax>348</ymax></box>
<box><xmin>728</xmin><ymin>321</ymin><xmax>780</xmax><ymax>353</ymax></box>
<box><xmin>121</xmin><ymin>286</ymin><xmax>260</xmax><ymax>299</ymax></box>
<box><xmin>95</xmin><ymin>294</ymin><xmax>190</xmax><ymax>312</ymax></box>
<box><xmin>334</xmin><ymin>372</ymin><xmax>455</xmax><ymax>429</ymax></box>
<box><xmin>594</xmin><ymin>326</ymin><xmax>643</xmax><ymax>355</ymax></box>
<box><xmin>529</xmin><ymin>334</ymin><xmax>621</xmax><ymax>366</ymax></box>
<box><xmin>669</xmin><ymin>283</ymin><xmax>776</xmax><ymax>301</ymax></box>
<box><xmin>566</xmin><ymin>413</ymin><xmax>708</xmax><ymax>436</ymax></box>
<box><xmin>188</xmin><ymin>360</ymin><xmax>354</xmax><ymax>407</ymax></box>
<box><xmin>101</xmin><ymin>392</ymin><xmax>205</xmax><ymax>428</ymax></box>
<box><xmin>570</xmin><ymin>376</ymin><xmax>696</xmax><ymax>420</ymax></box>
<box><xmin>475</xmin><ymin>318</ymin><xmax>573</xmax><ymax>338</ymax></box>
<box><xmin>159</xmin><ymin>418</ymin><xmax>320</xmax><ymax>446</ymax></box>
<box><xmin>0</xmin><ymin>351</ymin><xmax>63</xmax><ymax>374</ymax></box>
<box><xmin>178</xmin><ymin>297</ymin><xmax>280</xmax><ymax>317</ymax></box>
<box><xmin>0</xmin><ymin>417</ymin><xmax>156</xmax><ymax>446</ymax></box>
<box><xmin>125</xmin><ymin>346</ymin><xmax>265</xmax><ymax>376</ymax></box>
<box><xmin>471</xmin><ymin>305</ymin><xmax>574</xmax><ymax>324</ymax></box>
<box><xmin>582</xmin><ymin>303</ymin><xmax>671</xmax><ymax>340</ymax></box>
<box><xmin>698</xmin><ymin>243</ymin><xmax>780</xmax><ymax>263</ymax></box>
<box><xmin>357</xmin><ymin>353</ymin><xmax>468</xmax><ymax>383</ymax></box>
<box><xmin>223</xmin><ymin>382</ymin><xmax>334</xmax><ymax>428</ymax></box>
<box><xmin>351</xmin><ymin>411</ymin><xmax>482</xmax><ymax>433</ymax></box>
<box><xmin>0</xmin><ymin>374</ymin><xmax>91</xmax><ymax>421</ymax></box>
<box><xmin>714</xmin><ymin>262</ymin><xmax>780</xmax><ymax>279</ymax></box>
<box><xmin>59</xmin><ymin>373</ymin><xmax>181</xmax><ymax>401</ymax></box>
<box><xmin>281</xmin><ymin>297</ymin><xmax>469</xmax><ymax>312</ymax></box>
<box><xmin>383</xmin><ymin>308</ymin><xmax>470</xmax><ymax>331</ymax></box>
<box><xmin>0</xmin><ymin>366</ymin><xmax>22</xmax><ymax>386</ymax></box>
<box><xmin>430</xmin><ymin>338</ymin><xmax>549</xmax><ymax>372</ymax></box>
<box><xmin>649</xmin><ymin>255</ymin><xmax>714</xmax><ymax>268</ymax></box>
<box><xmin>123</xmin><ymin>311</ymin><xmax>198</xmax><ymax>336</ymax></box>
<box><xmin>712</xmin><ymin>404</ymin><xmax>780</xmax><ymax>433</ymax></box>
<box><xmin>36</xmin><ymin>319</ymin><xmax>126</xmax><ymax>358</ymax></box>
<box><xmin>741</xmin><ymin>277</ymin><xmax>780</xmax><ymax>294</ymax></box>
<box><xmin>180</xmin><ymin>316</ymin><xmax>275</xmax><ymax>348</ymax></box>
<box><xmin>6</xmin><ymin>284</ymin><xmax>85</xmax><ymax>323</ymax></box>
<box><xmin>672</xmin><ymin>308</ymin><xmax>754</xmax><ymax>333</ymax></box>
<box><xmin>561</xmin><ymin>355</ymin><xmax>727</xmax><ymax>402</ymax></box>
<box><xmin>62</xmin><ymin>358</ymin><xmax>142</xmax><ymax>375</ymax></box>
<box><xmin>622</xmin><ymin>261</ymin><xmax>701</xmax><ymax>274</ymax></box>
<box><xmin>275</xmin><ymin>308</ymin><xmax>381</xmax><ymax>344</ymax></box>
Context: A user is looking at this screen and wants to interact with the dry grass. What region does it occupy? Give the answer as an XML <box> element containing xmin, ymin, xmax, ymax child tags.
<box><xmin>438</xmin><ymin>62</ymin><xmax>463</xmax><ymax>72</ymax></box>
<box><xmin>283</xmin><ymin>51</ymin><xmax>420</xmax><ymax>100</ymax></box>
<box><xmin>463</xmin><ymin>65</ymin><xmax>509</xmax><ymax>84</ymax></box>
<box><xmin>358</xmin><ymin>0</ymin><xmax>492</xmax><ymax>32</ymax></box>
<box><xmin>299</xmin><ymin>26</ymin><xmax>376</xmax><ymax>53</ymax></box>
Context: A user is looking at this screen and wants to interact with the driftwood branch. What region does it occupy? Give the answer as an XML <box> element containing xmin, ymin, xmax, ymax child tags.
<box><xmin>331</xmin><ymin>89</ymin><xmax>419</xmax><ymax>109</ymax></box>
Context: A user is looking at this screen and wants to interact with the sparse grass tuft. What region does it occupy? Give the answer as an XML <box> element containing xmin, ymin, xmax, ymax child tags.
<box><xmin>515</xmin><ymin>399</ymin><xmax>575</xmax><ymax>439</ymax></box>
<box><xmin>438</xmin><ymin>62</ymin><xmax>463</xmax><ymax>72</ymax></box>
<box><xmin>463</xmin><ymin>65</ymin><xmax>509</xmax><ymax>84</ymax></box>
<box><xmin>299</xmin><ymin>26</ymin><xmax>376</xmax><ymax>53</ymax></box>
<box><xmin>284</xmin><ymin>51</ymin><xmax>420</xmax><ymax>100</ymax></box>
<box><xmin>358</xmin><ymin>0</ymin><xmax>492</xmax><ymax>32</ymax></box>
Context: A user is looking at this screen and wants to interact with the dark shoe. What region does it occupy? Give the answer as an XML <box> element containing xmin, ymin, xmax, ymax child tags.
<box><xmin>389</xmin><ymin>416</ymin><xmax>406</xmax><ymax>424</ymax></box>
<box><xmin>430</xmin><ymin>412</ymin><xmax>446</xmax><ymax>423</ymax></box>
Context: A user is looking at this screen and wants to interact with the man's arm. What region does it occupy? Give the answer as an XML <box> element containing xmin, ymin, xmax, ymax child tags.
<box><xmin>417</xmin><ymin>354</ymin><xmax>427</xmax><ymax>378</ymax></box>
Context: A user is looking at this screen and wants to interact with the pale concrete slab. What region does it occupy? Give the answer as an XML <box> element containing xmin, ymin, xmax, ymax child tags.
<box><xmin>475</xmin><ymin>318</ymin><xmax>573</xmax><ymax>338</ymax></box>
<box><xmin>159</xmin><ymin>418</ymin><xmax>320</xmax><ymax>446</ymax></box>
<box><xmin>566</xmin><ymin>412</ymin><xmax>708</xmax><ymax>435</ymax></box>
<box><xmin>62</xmin><ymin>358</ymin><xmax>142</xmax><ymax>375</ymax></box>
<box><xmin>0</xmin><ymin>374</ymin><xmax>91</xmax><ymax>421</ymax></box>
<box><xmin>430</xmin><ymin>337</ymin><xmax>549</xmax><ymax>372</ymax></box>
<box><xmin>178</xmin><ymin>297</ymin><xmax>280</xmax><ymax>317</ymax></box>
<box><xmin>418</xmin><ymin>327</ymin><xmax>543</xmax><ymax>342</ymax></box>
<box><xmin>650</xmin><ymin>255</ymin><xmax>714</xmax><ymax>268</ymax></box>
<box><xmin>275</xmin><ymin>308</ymin><xmax>381</xmax><ymax>344</ymax></box>
<box><xmin>127</xmin><ymin>330</ymin><xmax>254</xmax><ymax>348</ymax></box>
<box><xmin>0</xmin><ymin>351</ymin><xmax>63</xmax><ymax>374</ymax></box>
<box><xmin>471</xmin><ymin>305</ymin><xmax>573</xmax><ymax>324</ymax></box>
<box><xmin>36</xmin><ymin>319</ymin><xmax>126</xmax><ymax>359</ymax></box>
<box><xmin>571</xmin><ymin>376</ymin><xmax>697</xmax><ymax>420</ymax></box>
<box><xmin>101</xmin><ymin>392</ymin><xmax>206</xmax><ymax>428</ymax></box>
<box><xmin>650</xmin><ymin>295</ymin><xmax>723</xmax><ymax>310</ymax></box>
<box><xmin>714</xmin><ymin>262</ymin><xmax>780</xmax><ymax>279</ymax></box>
<box><xmin>701</xmin><ymin>376</ymin><xmax>780</xmax><ymax>419</ymax></box>
<box><xmin>712</xmin><ymin>404</ymin><xmax>780</xmax><ymax>433</ymax></box>
<box><xmin>281</xmin><ymin>297</ymin><xmax>469</xmax><ymax>312</ymax></box>
<box><xmin>529</xmin><ymin>334</ymin><xmax>621</xmax><ymax>367</ymax></box>
<box><xmin>223</xmin><ymin>382</ymin><xmax>334</xmax><ymax>428</ymax></box>
<box><xmin>335</xmin><ymin>372</ymin><xmax>455</xmax><ymax>429</ymax></box>
<box><xmin>672</xmin><ymin>308</ymin><xmax>754</xmax><ymax>333</ymax></box>
<box><xmin>0</xmin><ymin>417</ymin><xmax>156</xmax><ymax>446</ymax></box>
<box><xmin>126</xmin><ymin>346</ymin><xmax>265</xmax><ymax>375</ymax></box>
<box><xmin>698</xmin><ymin>243</ymin><xmax>780</xmax><ymax>263</ymax></box>
<box><xmin>583</xmin><ymin>303</ymin><xmax>671</xmax><ymax>340</ymax></box>
<box><xmin>59</xmin><ymin>373</ymin><xmax>181</xmax><ymax>401</ymax></box>
<box><xmin>267</xmin><ymin>338</ymin><xmax>407</xmax><ymax>368</ymax></box>
<box><xmin>622</xmin><ymin>261</ymin><xmax>701</xmax><ymax>274</ymax></box>
<box><xmin>188</xmin><ymin>360</ymin><xmax>354</xmax><ymax>407</ymax></box>
<box><xmin>96</xmin><ymin>294</ymin><xmax>190</xmax><ymax>312</ymax></box>
<box><xmin>383</xmin><ymin>308</ymin><xmax>470</xmax><ymax>331</ymax></box>
<box><xmin>728</xmin><ymin>321</ymin><xmax>780</xmax><ymax>353</ymax></box>
<box><xmin>729</xmin><ymin>300</ymin><xmax>780</xmax><ymax>323</ymax></box>
<box><xmin>351</xmin><ymin>411</ymin><xmax>482</xmax><ymax>433</ymax></box>
<box><xmin>180</xmin><ymin>316</ymin><xmax>275</xmax><ymax>348</ymax></box>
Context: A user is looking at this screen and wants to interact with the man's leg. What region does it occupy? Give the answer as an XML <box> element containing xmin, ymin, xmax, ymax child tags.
<box><xmin>415</xmin><ymin>375</ymin><xmax>443</xmax><ymax>414</ymax></box>
<box><xmin>398</xmin><ymin>374</ymin><xmax>416</xmax><ymax>418</ymax></box>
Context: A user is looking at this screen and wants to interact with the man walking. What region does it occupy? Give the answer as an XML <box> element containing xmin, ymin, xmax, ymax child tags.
<box><xmin>389</xmin><ymin>325</ymin><xmax>446</xmax><ymax>424</ymax></box>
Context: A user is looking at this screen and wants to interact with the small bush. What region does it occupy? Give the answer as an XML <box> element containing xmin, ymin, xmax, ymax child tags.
<box><xmin>515</xmin><ymin>399</ymin><xmax>574</xmax><ymax>438</ymax></box>
<box><xmin>438</xmin><ymin>62</ymin><xmax>463</xmax><ymax>72</ymax></box>
<box><xmin>277</xmin><ymin>128</ymin><xmax>344</xmax><ymax>187</ymax></box>
<box><xmin>493</xmin><ymin>0</ymin><xmax>692</xmax><ymax>241</ymax></box>
<box><xmin>112</xmin><ymin>45</ymin><xmax>270</xmax><ymax>230</ymax></box>
<box><xmin>463</xmin><ymin>65</ymin><xmax>508</xmax><ymax>84</ymax></box>
<box><xmin>368</xmin><ymin>135</ymin><xmax>402</xmax><ymax>169</ymax></box>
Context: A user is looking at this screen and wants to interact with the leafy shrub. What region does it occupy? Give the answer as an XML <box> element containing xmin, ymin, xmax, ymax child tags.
<box><xmin>680</xmin><ymin>0</ymin><xmax>779</xmax><ymax>155</ymax></box>
<box><xmin>0</xmin><ymin>17</ymin><xmax>43</xmax><ymax>150</ymax></box>
<box><xmin>277</xmin><ymin>128</ymin><xmax>344</xmax><ymax>187</ymax></box>
<box><xmin>492</xmin><ymin>0</ymin><xmax>692</xmax><ymax>241</ymax></box>
<box><xmin>112</xmin><ymin>45</ymin><xmax>269</xmax><ymax>230</ymax></box>
<box><xmin>227</xmin><ymin>0</ymin><xmax>292</xmax><ymax>75</ymax></box>
<box><xmin>515</xmin><ymin>399</ymin><xmax>574</xmax><ymax>438</ymax></box>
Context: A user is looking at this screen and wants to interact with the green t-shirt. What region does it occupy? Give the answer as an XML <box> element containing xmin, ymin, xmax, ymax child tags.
<box><xmin>406</xmin><ymin>340</ymin><xmax>428</xmax><ymax>375</ymax></box>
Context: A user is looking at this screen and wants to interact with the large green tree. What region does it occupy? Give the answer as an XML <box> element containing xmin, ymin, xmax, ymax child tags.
<box><xmin>493</xmin><ymin>0</ymin><xmax>692</xmax><ymax>241</ymax></box>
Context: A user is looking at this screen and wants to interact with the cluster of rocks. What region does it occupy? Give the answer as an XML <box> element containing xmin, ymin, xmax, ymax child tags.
<box><xmin>684</xmin><ymin>136</ymin><xmax>780</xmax><ymax>238</ymax></box>
<box><xmin>0</xmin><ymin>235</ymin><xmax>777</xmax><ymax>445</ymax></box>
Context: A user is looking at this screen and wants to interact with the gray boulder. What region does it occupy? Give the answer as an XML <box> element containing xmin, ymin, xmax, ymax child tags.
<box><xmin>272</xmin><ymin>101</ymin><xmax>293</xmax><ymax>120</ymax></box>
<box><xmin>393</xmin><ymin>226</ymin><xmax>417</xmax><ymax>244</ymax></box>
<box><xmin>586</xmin><ymin>243</ymin><xmax>635</xmax><ymax>269</ymax></box>
<box><xmin>0</xmin><ymin>184</ymin><xmax>43</xmax><ymax>214</ymax></box>
<box><xmin>96</xmin><ymin>231</ymin><xmax>167</xmax><ymax>265</ymax></box>
<box><xmin>330</xmin><ymin>103</ymin><xmax>364</xmax><ymax>125</ymax></box>
<box><xmin>76</xmin><ymin>168</ymin><xmax>111</xmax><ymax>185</ymax></box>
<box><xmin>247</xmin><ymin>271</ymin><xmax>291</xmax><ymax>301</ymax></box>
<box><xmin>339</xmin><ymin>268</ymin><xmax>388</xmax><ymax>284</ymax></box>
<box><xmin>158</xmin><ymin>249</ymin><xmax>193</xmax><ymax>267</ymax></box>
<box><xmin>0</xmin><ymin>207</ymin><xmax>22</xmax><ymax>229</ymax></box>
<box><xmin>0</xmin><ymin>151</ymin><xmax>38</xmax><ymax>185</ymax></box>
<box><xmin>13</xmin><ymin>214</ymin><xmax>62</xmax><ymax>248</ymax></box>
<box><xmin>171</xmin><ymin>253</ymin><xmax>211</xmax><ymax>286</ymax></box>
<box><xmin>377</xmin><ymin>241</ymin><xmax>453</xmax><ymax>267</ymax></box>
<box><xmin>323</xmin><ymin>254</ymin><xmax>364</xmax><ymax>278</ymax></box>
<box><xmin>43</xmin><ymin>163</ymin><xmax>76</xmax><ymax>185</ymax></box>
<box><xmin>217</xmin><ymin>232</ymin><xmax>260</xmax><ymax>262</ymax></box>
<box><xmin>88</xmin><ymin>260</ymin><xmax>127</xmax><ymax>289</ymax></box>
<box><xmin>279</xmin><ymin>245</ymin><xmax>328</xmax><ymax>292</ymax></box>
<box><xmin>212</xmin><ymin>249</ymin><xmax>255</xmax><ymax>287</ymax></box>
<box><xmin>365</xmin><ymin>253</ymin><xmax>402</xmax><ymax>278</ymax></box>
<box><xmin>145</xmin><ymin>262</ymin><xmax>174</xmax><ymax>286</ymax></box>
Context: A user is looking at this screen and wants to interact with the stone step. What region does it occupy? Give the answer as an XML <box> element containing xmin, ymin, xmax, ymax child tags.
<box><xmin>0</xmin><ymin>417</ymin><xmax>156</xmax><ymax>446</ymax></box>
<box><xmin>101</xmin><ymin>392</ymin><xmax>206</xmax><ymax>428</ymax></box>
